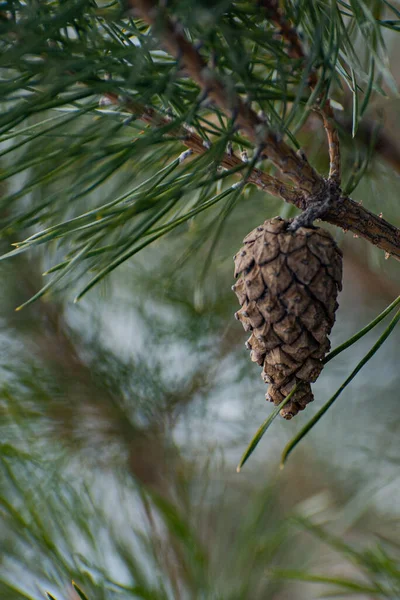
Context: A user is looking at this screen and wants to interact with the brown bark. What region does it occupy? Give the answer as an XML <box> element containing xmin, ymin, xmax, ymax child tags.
<box><xmin>259</xmin><ymin>0</ymin><xmax>341</xmax><ymax>184</ymax></box>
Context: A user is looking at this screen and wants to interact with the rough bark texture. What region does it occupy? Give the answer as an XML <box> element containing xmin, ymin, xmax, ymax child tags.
<box><xmin>233</xmin><ymin>217</ymin><xmax>343</xmax><ymax>418</ymax></box>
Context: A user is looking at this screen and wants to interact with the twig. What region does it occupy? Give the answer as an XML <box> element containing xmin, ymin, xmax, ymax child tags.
<box><xmin>314</xmin><ymin>104</ymin><xmax>341</xmax><ymax>184</ymax></box>
<box><xmin>260</xmin><ymin>0</ymin><xmax>341</xmax><ymax>185</ymax></box>
<box><xmin>259</xmin><ymin>0</ymin><xmax>307</xmax><ymax>63</ymax></box>
<box><xmin>103</xmin><ymin>92</ymin><xmax>303</xmax><ymax>205</ymax></box>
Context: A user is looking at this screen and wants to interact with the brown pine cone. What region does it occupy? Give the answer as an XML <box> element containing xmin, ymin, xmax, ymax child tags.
<box><xmin>232</xmin><ymin>216</ymin><xmax>342</xmax><ymax>419</ymax></box>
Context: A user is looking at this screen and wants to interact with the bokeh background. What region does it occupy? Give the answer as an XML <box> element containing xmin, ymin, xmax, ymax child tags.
<box><xmin>1</xmin><ymin>3</ymin><xmax>400</xmax><ymax>600</ymax></box>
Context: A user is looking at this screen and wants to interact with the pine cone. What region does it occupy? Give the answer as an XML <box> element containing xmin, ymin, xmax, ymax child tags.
<box><xmin>232</xmin><ymin>217</ymin><xmax>342</xmax><ymax>419</ymax></box>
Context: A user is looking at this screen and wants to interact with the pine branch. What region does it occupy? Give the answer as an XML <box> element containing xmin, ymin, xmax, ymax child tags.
<box><xmin>260</xmin><ymin>0</ymin><xmax>306</xmax><ymax>61</ymax></box>
<box><xmin>314</xmin><ymin>104</ymin><xmax>341</xmax><ymax>184</ymax></box>
<box><xmin>103</xmin><ymin>92</ymin><xmax>302</xmax><ymax>204</ymax></box>
<box><xmin>260</xmin><ymin>0</ymin><xmax>341</xmax><ymax>184</ymax></box>
<box><xmin>128</xmin><ymin>0</ymin><xmax>323</xmax><ymax>196</ymax></box>
<box><xmin>128</xmin><ymin>0</ymin><xmax>400</xmax><ymax>261</ymax></box>
<box><xmin>106</xmin><ymin>94</ymin><xmax>400</xmax><ymax>261</ymax></box>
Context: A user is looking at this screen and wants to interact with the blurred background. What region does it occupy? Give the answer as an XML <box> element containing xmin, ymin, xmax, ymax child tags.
<box><xmin>1</xmin><ymin>3</ymin><xmax>400</xmax><ymax>600</ymax></box>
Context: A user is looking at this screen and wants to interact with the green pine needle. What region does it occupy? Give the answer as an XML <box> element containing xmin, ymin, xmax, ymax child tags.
<box><xmin>72</xmin><ymin>582</ymin><xmax>90</xmax><ymax>600</ymax></box>
<box><xmin>238</xmin><ymin>294</ymin><xmax>400</xmax><ymax>471</ymax></box>
<box><xmin>280</xmin><ymin>307</ymin><xmax>400</xmax><ymax>467</ymax></box>
<box><xmin>236</xmin><ymin>384</ymin><xmax>299</xmax><ymax>473</ymax></box>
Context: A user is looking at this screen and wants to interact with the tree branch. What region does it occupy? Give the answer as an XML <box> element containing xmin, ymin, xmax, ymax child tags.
<box><xmin>259</xmin><ymin>0</ymin><xmax>341</xmax><ymax>185</ymax></box>
<box><xmin>325</xmin><ymin>196</ymin><xmax>400</xmax><ymax>259</ymax></box>
<box><xmin>315</xmin><ymin>104</ymin><xmax>341</xmax><ymax>184</ymax></box>
<box><xmin>129</xmin><ymin>0</ymin><xmax>323</xmax><ymax>196</ymax></box>
<box><xmin>103</xmin><ymin>92</ymin><xmax>302</xmax><ymax>205</ymax></box>
<box><xmin>127</xmin><ymin>0</ymin><xmax>400</xmax><ymax>260</ymax></box>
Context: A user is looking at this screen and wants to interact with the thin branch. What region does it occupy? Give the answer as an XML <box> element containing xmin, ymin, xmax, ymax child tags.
<box><xmin>315</xmin><ymin>104</ymin><xmax>341</xmax><ymax>185</ymax></box>
<box><xmin>104</xmin><ymin>92</ymin><xmax>303</xmax><ymax>204</ymax></box>
<box><xmin>259</xmin><ymin>0</ymin><xmax>308</xmax><ymax>63</ymax></box>
<box><xmin>260</xmin><ymin>0</ymin><xmax>341</xmax><ymax>185</ymax></box>
<box><xmin>325</xmin><ymin>195</ymin><xmax>400</xmax><ymax>260</ymax></box>
<box><xmin>128</xmin><ymin>0</ymin><xmax>400</xmax><ymax>261</ymax></box>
